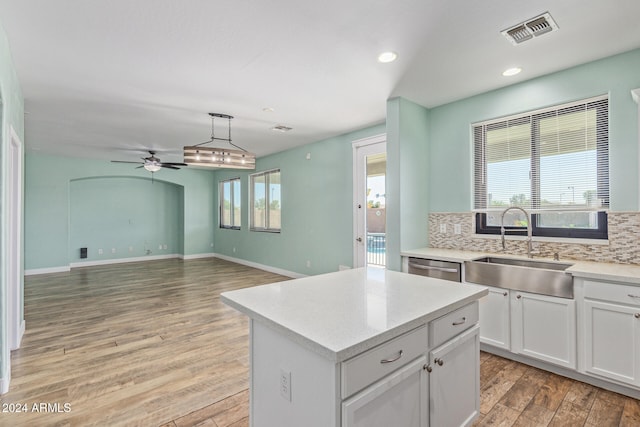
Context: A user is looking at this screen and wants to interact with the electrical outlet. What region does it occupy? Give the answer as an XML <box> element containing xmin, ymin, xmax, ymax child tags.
<box><xmin>163</xmin><ymin>244</ymin><xmax>167</xmax><ymax>250</ymax></box>
<box><xmin>306</xmin><ymin>260</ymin><xmax>311</xmax><ymax>268</ymax></box>
<box><xmin>280</xmin><ymin>369</ymin><xmax>291</xmax><ymax>401</ymax></box>
<box><xmin>111</xmin><ymin>248</ymin><xmax>116</xmax><ymax>254</ymax></box>
<box><xmin>454</xmin><ymin>224</ymin><xmax>462</xmax><ymax>234</ymax></box>
<box><xmin>439</xmin><ymin>223</ymin><xmax>447</xmax><ymax>233</ymax></box>
<box><xmin>98</xmin><ymin>248</ymin><xmax>103</xmax><ymax>255</ymax></box>
<box><xmin>129</xmin><ymin>246</ymin><xmax>133</xmax><ymax>252</ymax></box>
<box><xmin>158</xmin><ymin>244</ymin><xmax>163</xmax><ymax>250</ymax></box>
<box><xmin>233</xmin><ymin>247</ymin><xmax>236</xmax><ymax>253</ymax></box>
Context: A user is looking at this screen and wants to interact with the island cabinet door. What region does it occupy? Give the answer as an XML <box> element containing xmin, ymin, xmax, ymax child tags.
<box><xmin>342</xmin><ymin>355</ymin><xmax>428</xmax><ymax>427</ymax></box>
<box><xmin>428</xmin><ymin>325</ymin><xmax>480</xmax><ymax>427</ymax></box>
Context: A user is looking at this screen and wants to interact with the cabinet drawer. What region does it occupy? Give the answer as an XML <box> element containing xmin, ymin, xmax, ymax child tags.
<box><xmin>584</xmin><ymin>280</ymin><xmax>640</xmax><ymax>307</ymax></box>
<box><xmin>429</xmin><ymin>302</ymin><xmax>479</xmax><ymax>348</ymax></box>
<box><xmin>341</xmin><ymin>325</ymin><xmax>428</xmax><ymax>399</ymax></box>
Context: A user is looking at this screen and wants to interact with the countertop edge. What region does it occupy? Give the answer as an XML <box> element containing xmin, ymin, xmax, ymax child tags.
<box><xmin>333</xmin><ymin>288</ymin><xmax>487</xmax><ymax>362</ymax></box>
<box><xmin>222</xmin><ymin>286</ymin><xmax>488</xmax><ymax>363</ymax></box>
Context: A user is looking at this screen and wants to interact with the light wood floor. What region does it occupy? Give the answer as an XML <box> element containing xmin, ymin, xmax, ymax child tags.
<box><xmin>474</xmin><ymin>352</ymin><xmax>640</xmax><ymax>426</ymax></box>
<box><xmin>1</xmin><ymin>258</ymin><xmax>288</xmax><ymax>426</ymax></box>
<box><xmin>2</xmin><ymin>259</ymin><xmax>640</xmax><ymax>426</ymax></box>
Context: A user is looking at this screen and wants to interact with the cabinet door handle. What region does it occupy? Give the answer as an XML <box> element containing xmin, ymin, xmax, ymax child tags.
<box><xmin>503</xmin><ymin>292</ymin><xmax>508</xmax><ymax>297</ymax></box>
<box><xmin>434</xmin><ymin>358</ymin><xmax>444</xmax><ymax>366</ymax></box>
<box><xmin>635</xmin><ymin>313</ymin><xmax>640</xmax><ymax>319</ymax></box>
<box><xmin>423</xmin><ymin>364</ymin><xmax>432</xmax><ymax>373</ymax></box>
<box><xmin>380</xmin><ymin>350</ymin><xmax>403</xmax><ymax>364</ymax></box>
<box><xmin>452</xmin><ymin>317</ymin><xmax>467</xmax><ymax>326</ymax></box>
<box><xmin>516</xmin><ymin>294</ymin><xmax>522</xmax><ymax>299</ymax></box>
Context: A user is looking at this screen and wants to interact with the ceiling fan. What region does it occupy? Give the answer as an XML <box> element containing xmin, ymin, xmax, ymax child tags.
<box><xmin>111</xmin><ymin>150</ymin><xmax>187</xmax><ymax>172</ymax></box>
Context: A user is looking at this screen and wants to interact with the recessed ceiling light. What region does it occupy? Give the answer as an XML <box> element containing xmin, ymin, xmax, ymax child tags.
<box><xmin>262</xmin><ymin>107</ymin><xmax>275</xmax><ymax>112</ymax></box>
<box><xmin>502</xmin><ymin>67</ymin><xmax>522</xmax><ymax>76</ymax></box>
<box><xmin>377</xmin><ymin>51</ymin><xmax>398</xmax><ymax>63</ymax></box>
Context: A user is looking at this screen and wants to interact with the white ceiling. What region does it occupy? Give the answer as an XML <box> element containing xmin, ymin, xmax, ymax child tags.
<box><xmin>1</xmin><ymin>0</ymin><xmax>640</xmax><ymax>165</ymax></box>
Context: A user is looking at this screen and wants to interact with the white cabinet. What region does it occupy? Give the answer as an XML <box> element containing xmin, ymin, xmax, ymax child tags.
<box><xmin>580</xmin><ymin>279</ymin><xmax>640</xmax><ymax>386</ymax></box>
<box><xmin>341</xmin><ymin>325</ymin><xmax>428</xmax><ymax>399</ymax></box>
<box><xmin>478</xmin><ymin>286</ymin><xmax>510</xmax><ymax>350</ymax></box>
<box><xmin>342</xmin><ymin>356</ymin><xmax>428</xmax><ymax>427</ymax></box>
<box><xmin>428</xmin><ymin>325</ymin><xmax>480</xmax><ymax>427</ymax></box>
<box><xmin>478</xmin><ymin>286</ymin><xmax>576</xmax><ymax>369</ymax></box>
<box><xmin>344</xmin><ymin>303</ymin><xmax>481</xmax><ymax>427</ymax></box>
<box><xmin>511</xmin><ymin>291</ymin><xmax>576</xmax><ymax>369</ymax></box>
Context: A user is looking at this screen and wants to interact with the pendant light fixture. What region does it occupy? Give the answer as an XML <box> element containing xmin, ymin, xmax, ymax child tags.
<box><xmin>183</xmin><ymin>113</ymin><xmax>256</xmax><ymax>170</ymax></box>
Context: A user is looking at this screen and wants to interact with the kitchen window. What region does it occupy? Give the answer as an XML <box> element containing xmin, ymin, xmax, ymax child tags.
<box><xmin>219</xmin><ymin>178</ymin><xmax>241</xmax><ymax>229</ymax></box>
<box><xmin>473</xmin><ymin>95</ymin><xmax>609</xmax><ymax>239</ymax></box>
<box><xmin>250</xmin><ymin>169</ymin><xmax>281</xmax><ymax>232</ymax></box>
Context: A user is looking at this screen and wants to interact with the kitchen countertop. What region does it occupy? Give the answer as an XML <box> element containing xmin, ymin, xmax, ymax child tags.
<box><xmin>221</xmin><ymin>267</ymin><xmax>487</xmax><ymax>362</ymax></box>
<box><xmin>401</xmin><ymin>247</ymin><xmax>640</xmax><ymax>285</ymax></box>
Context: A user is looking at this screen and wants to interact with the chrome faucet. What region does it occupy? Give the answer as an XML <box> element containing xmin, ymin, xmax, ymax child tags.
<box><xmin>500</xmin><ymin>207</ymin><xmax>532</xmax><ymax>258</ymax></box>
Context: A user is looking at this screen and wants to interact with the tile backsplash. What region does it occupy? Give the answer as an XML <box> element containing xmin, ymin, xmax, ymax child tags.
<box><xmin>429</xmin><ymin>212</ymin><xmax>640</xmax><ymax>265</ymax></box>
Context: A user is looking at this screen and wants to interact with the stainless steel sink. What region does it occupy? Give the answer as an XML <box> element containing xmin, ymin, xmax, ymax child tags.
<box><xmin>464</xmin><ymin>256</ymin><xmax>574</xmax><ymax>298</ymax></box>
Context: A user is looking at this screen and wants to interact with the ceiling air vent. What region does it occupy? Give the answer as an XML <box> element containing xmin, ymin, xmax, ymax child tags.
<box><xmin>502</xmin><ymin>12</ymin><xmax>558</xmax><ymax>45</ymax></box>
<box><xmin>271</xmin><ymin>125</ymin><xmax>293</xmax><ymax>132</ymax></box>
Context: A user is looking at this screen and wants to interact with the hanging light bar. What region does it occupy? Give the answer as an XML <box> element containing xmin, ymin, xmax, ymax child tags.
<box><xmin>184</xmin><ymin>113</ymin><xmax>256</xmax><ymax>170</ymax></box>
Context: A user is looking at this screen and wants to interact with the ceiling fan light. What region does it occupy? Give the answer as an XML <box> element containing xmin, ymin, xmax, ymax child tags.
<box><xmin>144</xmin><ymin>163</ymin><xmax>162</xmax><ymax>172</ymax></box>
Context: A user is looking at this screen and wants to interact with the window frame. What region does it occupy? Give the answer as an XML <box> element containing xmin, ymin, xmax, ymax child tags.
<box><xmin>219</xmin><ymin>177</ymin><xmax>241</xmax><ymax>230</ymax></box>
<box><xmin>249</xmin><ymin>168</ymin><xmax>281</xmax><ymax>233</ymax></box>
<box><xmin>473</xmin><ymin>96</ymin><xmax>609</xmax><ymax>240</ymax></box>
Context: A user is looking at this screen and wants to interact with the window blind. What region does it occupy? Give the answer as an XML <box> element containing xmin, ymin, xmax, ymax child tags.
<box><xmin>473</xmin><ymin>95</ymin><xmax>609</xmax><ymax>213</ymax></box>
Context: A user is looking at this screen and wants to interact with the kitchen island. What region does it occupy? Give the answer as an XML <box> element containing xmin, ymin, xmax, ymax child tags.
<box><xmin>221</xmin><ymin>267</ymin><xmax>488</xmax><ymax>427</ymax></box>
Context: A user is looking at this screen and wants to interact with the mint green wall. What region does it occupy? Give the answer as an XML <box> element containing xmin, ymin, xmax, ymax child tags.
<box><xmin>0</xmin><ymin>22</ymin><xmax>25</xmax><ymax>391</ymax></box>
<box><xmin>25</xmin><ymin>153</ymin><xmax>215</xmax><ymax>270</ymax></box>
<box><xmin>428</xmin><ymin>48</ymin><xmax>640</xmax><ymax>213</ymax></box>
<box><xmin>386</xmin><ymin>98</ymin><xmax>430</xmax><ymax>271</ymax></box>
<box><xmin>213</xmin><ymin>123</ymin><xmax>385</xmax><ymax>276</ymax></box>
<box><xmin>69</xmin><ymin>177</ymin><xmax>183</xmax><ymax>262</ymax></box>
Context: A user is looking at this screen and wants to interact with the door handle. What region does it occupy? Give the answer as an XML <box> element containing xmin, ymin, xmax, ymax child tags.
<box><xmin>356</xmin><ymin>237</ymin><xmax>363</xmax><ymax>242</ymax></box>
<box><xmin>452</xmin><ymin>317</ymin><xmax>466</xmax><ymax>326</ymax></box>
<box><xmin>380</xmin><ymin>350</ymin><xmax>403</xmax><ymax>364</ymax></box>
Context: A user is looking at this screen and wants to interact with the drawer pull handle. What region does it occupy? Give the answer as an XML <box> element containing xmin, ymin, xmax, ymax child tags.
<box><xmin>628</xmin><ymin>294</ymin><xmax>640</xmax><ymax>299</ymax></box>
<box><xmin>635</xmin><ymin>313</ymin><xmax>640</xmax><ymax>319</ymax></box>
<box><xmin>503</xmin><ymin>292</ymin><xmax>508</xmax><ymax>297</ymax></box>
<box><xmin>434</xmin><ymin>358</ymin><xmax>444</xmax><ymax>366</ymax></box>
<box><xmin>452</xmin><ymin>317</ymin><xmax>467</xmax><ymax>326</ymax></box>
<box><xmin>380</xmin><ymin>350</ymin><xmax>403</xmax><ymax>364</ymax></box>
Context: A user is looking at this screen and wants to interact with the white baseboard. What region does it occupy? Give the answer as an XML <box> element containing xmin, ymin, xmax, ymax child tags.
<box><xmin>69</xmin><ymin>254</ymin><xmax>180</xmax><ymax>269</ymax></box>
<box><xmin>26</xmin><ymin>253</ymin><xmax>302</xmax><ymax>279</ymax></box>
<box><xmin>181</xmin><ymin>253</ymin><xmax>216</xmax><ymax>260</ymax></box>
<box><xmin>1</xmin><ymin>368</ymin><xmax>10</xmax><ymax>394</ymax></box>
<box><xmin>24</xmin><ymin>266</ymin><xmax>71</xmax><ymax>276</ymax></box>
<box><xmin>214</xmin><ymin>253</ymin><xmax>306</xmax><ymax>279</ymax></box>
<box><xmin>10</xmin><ymin>320</ymin><xmax>26</xmax><ymax>351</ymax></box>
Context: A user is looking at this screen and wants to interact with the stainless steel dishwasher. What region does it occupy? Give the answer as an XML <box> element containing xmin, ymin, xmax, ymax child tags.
<box><xmin>407</xmin><ymin>257</ymin><xmax>461</xmax><ymax>282</ymax></box>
